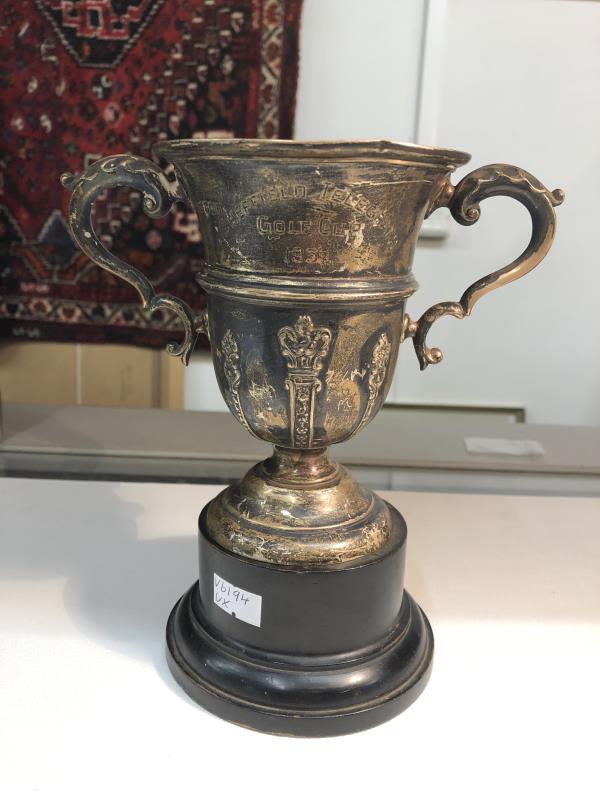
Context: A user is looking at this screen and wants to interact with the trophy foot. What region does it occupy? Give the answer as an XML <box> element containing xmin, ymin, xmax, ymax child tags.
<box><xmin>165</xmin><ymin>504</ymin><xmax>433</xmax><ymax>737</ymax></box>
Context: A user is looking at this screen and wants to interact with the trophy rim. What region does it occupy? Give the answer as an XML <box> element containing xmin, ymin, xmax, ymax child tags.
<box><xmin>152</xmin><ymin>137</ymin><xmax>471</xmax><ymax>170</ymax></box>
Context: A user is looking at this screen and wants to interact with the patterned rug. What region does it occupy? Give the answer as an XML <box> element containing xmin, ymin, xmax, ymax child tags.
<box><xmin>0</xmin><ymin>0</ymin><xmax>302</xmax><ymax>349</ymax></box>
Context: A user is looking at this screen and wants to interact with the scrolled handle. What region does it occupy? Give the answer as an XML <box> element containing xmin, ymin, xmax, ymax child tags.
<box><xmin>404</xmin><ymin>164</ymin><xmax>564</xmax><ymax>370</ymax></box>
<box><xmin>61</xmin><ymin>154</ymin><xmax>207</xmax><ymax>365</ymax></box>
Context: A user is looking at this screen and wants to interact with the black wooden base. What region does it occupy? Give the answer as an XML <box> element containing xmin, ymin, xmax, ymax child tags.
<box><xmin>165</xmin><ymin>504</ymin><xmax>433</xmax><ymax>737</ymax></box>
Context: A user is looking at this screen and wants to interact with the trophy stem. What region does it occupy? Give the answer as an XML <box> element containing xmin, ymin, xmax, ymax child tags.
<box><xmin>262</xmin><ymin>445</ymin><xmax>339</xmax><ymax>484</ymax></box>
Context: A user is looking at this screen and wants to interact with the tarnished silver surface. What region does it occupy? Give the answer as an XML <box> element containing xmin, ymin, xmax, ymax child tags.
<box><xmin>62</xmin><ymin>139</ymin><xmax>564</xmax><ymax>565</ymax></box>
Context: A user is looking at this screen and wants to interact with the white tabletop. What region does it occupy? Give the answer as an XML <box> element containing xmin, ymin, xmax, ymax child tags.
<box><xmin>1</xmin><ymin>477</ymin><xmax>599</xmax><ymax>799</ymax></box>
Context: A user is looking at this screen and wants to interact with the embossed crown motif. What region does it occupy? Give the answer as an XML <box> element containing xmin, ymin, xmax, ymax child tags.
<box><xmin>277</xmin><ymin>315</ymin><xmax>332</xmax><ymax>372</ymax></box>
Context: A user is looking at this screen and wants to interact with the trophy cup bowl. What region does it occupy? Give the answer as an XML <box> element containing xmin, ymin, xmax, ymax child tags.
<box><xmin>62</xmin><ymin>139</ymin><xmax>563</xmax><ymax>736</ymax></box>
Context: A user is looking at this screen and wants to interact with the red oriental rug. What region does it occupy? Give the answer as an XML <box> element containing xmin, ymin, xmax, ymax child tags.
<box><xmin>0</xmin><ymin>0</ymin><xmax>302</xmax><ymax>350</ymax></box>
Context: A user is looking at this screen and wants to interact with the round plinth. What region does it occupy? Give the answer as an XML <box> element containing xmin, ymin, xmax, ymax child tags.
<box><xmin>165</xmin><ymin>508</ymin><xmax>433</xmax><ymax>737</ymax></box>
<box><xmin>167</xmin><ymin>585</ymin><xmax>432</xmax><ymax>737</ymax></box>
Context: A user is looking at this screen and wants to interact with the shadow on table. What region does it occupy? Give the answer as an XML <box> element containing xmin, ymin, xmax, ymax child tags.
<box><xmin>0</xmin><ymin>479</ymin><xmax>203</xmax><ymax>709</ymax></box>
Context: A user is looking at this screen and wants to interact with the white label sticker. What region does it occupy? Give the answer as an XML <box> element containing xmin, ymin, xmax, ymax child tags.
<box><xmin>213</xmin><ymin>573</ymin><xmax>262</xmax><ymax>627</ymax></box>
<box><xmin>464</xmin><ymin>437</ymin><xmax>545</xmax><ymax>457</ymax></box>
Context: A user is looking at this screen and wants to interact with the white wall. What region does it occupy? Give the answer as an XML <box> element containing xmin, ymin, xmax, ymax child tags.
<box><xmin>185</xmin><ymin>0</ymin><xmax>600</xmax><ymax>426</ymax></box>
<box><xmin>392</xmin><ymin>0</ymin><xmax>600</xmax><ymax>426</ymax></box>
<box><xmin>294</xmin><ymin>0</ymin><xmax>424</xmax><ymax>141</ymax></box>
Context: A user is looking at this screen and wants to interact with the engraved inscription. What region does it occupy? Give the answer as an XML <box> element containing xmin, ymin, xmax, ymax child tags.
<box><xmin>256</xmin><ymin>216</ymin><xmax>312</xmax><ymax>238</ymax></box>
<box><xmin>316</xmin><ymin>183</ymin><xmax>379</xmax><ymax>219</ymax></box>
<box><xmin>220</xmin><ymin>329</ymin><xmax>253</xmax><ymax>435</ymax></box>
<box><xmin>283</xmin><ymin>246</ymin><xmax>326</xmax><ymax>265</ymax></box>
<box><xmin>354</xmin><ymin>331</ymin><xmax>392</xmax><ymax>435</ymax></box>
<box><xmin>198</xmin><ymin>181</ymin><xmax>386</xmax><ymax>227</ymax></box>
<box><xmin>201</xmin><ymin>184</ymin><xmax>309</xmax><ymax>225</ymax></box>
<box><xmin>256</xmin><ymin>214</ymin><xmax>367</xmax><ymax>242</ymax></box>
<box><xmin>278</xmin><ymin>315</ymin><xmax>332</xmax><ymax>448</ymax></box>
